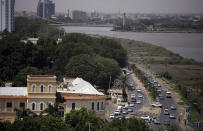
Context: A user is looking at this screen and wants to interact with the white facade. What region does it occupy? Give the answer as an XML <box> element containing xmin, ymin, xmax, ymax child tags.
<box><xmin>0</xmin><ymin>0</ymin><xmax>15</xmax><ymax>32</ymax></box>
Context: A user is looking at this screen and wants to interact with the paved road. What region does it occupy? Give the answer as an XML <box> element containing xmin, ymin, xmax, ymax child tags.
<box><xmin>127</xmin><ymin>72</ymin><xmax>178</xmax><ymax>130</ymax></box>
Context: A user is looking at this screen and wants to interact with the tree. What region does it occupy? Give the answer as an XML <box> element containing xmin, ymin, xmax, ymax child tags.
<box><xmin>14</xmin><ymin>108</ymin><xmax>37</xmax><ymax>120</ymax></box>
<box><xmin>40</xmin><ymin>103</ymin><xmax>60</xmax><ymax>118</ymax></box>
<box><xmin>65</xmin><ymin>108</ymin><xmax>104</xmax><ymax>131</ymax></box>
<box><xmin>13</xmin><ymin>66</ymin><xmax>41</xmax><ymax>86</ymax></box>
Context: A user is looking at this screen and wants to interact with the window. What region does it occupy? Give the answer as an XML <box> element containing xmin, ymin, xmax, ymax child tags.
<box><xmin>97</xmin><ymin>102</ymin><xmax>99</xmax><ymax>111</ymax></box>
<box><xmin>31</xmin><ymin>84</ymin><xmax>36</xmax><ymax>92</ymax></box>
<box><xmin>91</xmin><ymin>102</ymin><xmax>94</xmax><ymax>110</ymax></box>
<box><xmin>31</xmin><ymin>103</ymin><xmax>36</xmax><ymax>111</ymax></box>
<box><xmin>40</xmin><ymin>85</ymin><xmax>44</xmax><ymax>93</ymax></box>
<box><xmin>40</xmin><ymin>103</ymin><xmax>44</xmax><ymax>110</ymax></box>
<box><xmin>48</xmin><ymin>85</ymin><xmax>52</xmax><ymax>93</ymax></box>
<box><xmin>72</xmin><ymin>103</ymin><xmax>75</xmax><ymax>110</ymax></box>
<box><xmin>20</xmin><ymin>102</ymin><xmax>25</xmax><ymax>108</ymax></box>
<box><xmin>101</xmin><ymin>102</ymin><xmax>104</xmax><ymax>110</ymax></box>
<box><xmin>7</xmin><ymin>102</ymin><xmax>12</xmax><ymax>108</ymax></box>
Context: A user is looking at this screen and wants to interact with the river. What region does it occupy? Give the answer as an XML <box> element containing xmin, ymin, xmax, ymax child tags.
<box><xmin>62</xmin><ymin>26</ymin><xmax>203</xmax><ymax>62</ymax></box>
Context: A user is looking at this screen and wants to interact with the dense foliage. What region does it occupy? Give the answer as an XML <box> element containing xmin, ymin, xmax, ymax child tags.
<box><xmin>0</xmin><ymin>108</ymin><xmax>151</xmax><ymax>131</ymax></box>
<box><xmin>0</xmin><ymin>17</ymin><xmax>127</xmax><ymax>90</ymax></box>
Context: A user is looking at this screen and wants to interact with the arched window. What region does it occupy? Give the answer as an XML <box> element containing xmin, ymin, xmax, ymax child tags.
<box><xmin>91</xmin><ymin>102</ymin><xmax>94</xmax><ymax>110</ymax></box>
<box><xmin>31</xmin><ymin>103</ymin><xmax>36</xmax><ymax>111</ymax></box>
<box><xmin>48</xmin><ymin>85</ymin><xmax>52</xmax><ymax>93</ymax></box>
<box><xmin>97</xmin><ymin>102</ymin><xmax>99</xmax><ymax>111</ymax></box>
<box><xmin>40</xmin><ymin>85</ymin><xmax>44</xmax><ymax>93</ymax></box>
<box><xmin>40</xmin><ymin>103</ymin><xmax>44</xmax><ymax>110</ymax></box>
<box><xmin>31</xmin><ymin>84</ymin><xmax>36</xmax><ymax>92</ymax></box>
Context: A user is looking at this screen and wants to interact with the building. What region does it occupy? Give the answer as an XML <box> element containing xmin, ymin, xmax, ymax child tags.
<box><xmin>0</xmin><ymin>76</ymin><xmax>106</xmax><ymax>122</ymax></box>
<box><xmin>0</xmin><ymin>0</ymin><xmax>15</xmax><ymax>32</ymax></box>
<box><xmin>27</xmin><ymin>75</ymin><xmax>57</xmax><ymax>114</ymax></box>
<box><xmin>21</xmin><ymin>37</ymin><xmax>39</xmax><ymax>45</ymax></box>
<box><xmin>37</xmin><ymin>0</ymin><xmax>55</xmax><ymax>19</ymax></box>
<box><xmin>58</xmin><ymin>78</ymin><xmax>106</xmax><ymax>118</ymax></box>
<box><xmin>69</xmin><ymin>10</ymin><xmax>87</xmax><ymax>21</ymax></box>
<box><xmin>0</xmin><ymin>87</ymin><xmax>27</xmax><ymax>122</ymax></box>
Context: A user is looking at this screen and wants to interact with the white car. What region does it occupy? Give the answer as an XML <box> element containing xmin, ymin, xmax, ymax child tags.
<box><xmin>151</xmin><ymin>102</ymin><xmax>162</xmax><ymax>108</ymax></box>
<box><xmin>114</xmin><ymin>110</ymin><xmax>121</xmax><ymax>115</ymax></box>
<box><xmin>138</xmin><ymin>94</ymin><xmax>143</xmax><ymax>98</ymax></box>
<box><xmin>164</xmin><ymin>109</ymin><xmax>169</xmax><ymax>115</ymax></box>
<box><xmin>140</xmin><ymin>115</ymin><xmax>151</xmax><ymax>121</ymax></box>
<box><xmin>129</xmin><ymin>103</ymin><xmax>135</xmax><ymax>107</ymax></box>
<box><xmin>169</xmin><ymin>114</ymin><xmax>176</xmax><ymax>119</ymax></box>
<box><xmin>128</xmin><ymin>108</ymin><xmax>133</xmax><ymax>112</ymax></box>
<box><xmin>137</xmin><ymin>89</ymin><xmax>142</xmax><ymax>92</ymax></box>
<box><xmin>109</xmin><ymin>114</ymin><xmax>115</xmax><ymax>119</ymax></box>
<box><xmin>136</xmin><ymin>100</ymin><xmax>141</xmax><ymax>104</ymax></box>
<box><xmin>122</xmin><ymin>110</ymin><xmax>128</xmax><ymax>114</ymax></box>
<box><xmin>131</xmin><ymin>94</ymin><xmax>136</xmax><ymax>98</ymax></box>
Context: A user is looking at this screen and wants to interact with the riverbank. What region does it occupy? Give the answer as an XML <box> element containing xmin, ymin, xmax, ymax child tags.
<box><xmin>118</xmin><ymin>38</ymin><xmax>203</xmax><ymax>130</ymax></box>
<box><xmin>113</xmin><ymin>29</ymin><xmax>203</xmax><ymax>33</ymax></box>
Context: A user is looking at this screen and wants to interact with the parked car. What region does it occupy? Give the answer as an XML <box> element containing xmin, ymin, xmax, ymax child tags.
<box><xmin>170</xmin><ymin>105</ymin><xmax>176</xmax><ymax>110</ymax></box>
<box><xmin>129</xmin><ymin>103</ymin><xmax>135</xmax><ymax>107</ymax></box>
<box><xmin>137</xmin><ymin>89</ymin><xmax>142</xmax><ymax>92</ymax></box>
<box><xmin>164</xmin><ymin>109</ymin><xmax>169</xmax><ymax>115</ymax></box>
<box><xmin>166</xmin><ymin>92</ymin><xmax>172</xmax><ymax>98</ymax></box>
<box><xmin>125</xmin><ymin>115</ymin><xmax>133</xmax><ymax>120</ymax></box>
<box><xmin>122</xmin><ymin>110</ymin><xmax>128</xmax><ymax>114</ymax></box>
<box><xmin>154</xmin><ymin>118</ymin><xmax>161</xmax><ymax>124</ymax></box>
<box><xmin>136</xmin><ymin>100</ymin><xmax>141</xmax><ymax>104</ymax></box>
<box><xmin>158</xmin><ymin>95</ymin><xmax>164</xmax><ymax>100</ymax></box>
<box><xmin>140</xmin><ymin>115</ymin><xmax>151</xmax><ymax>121</ymax></box>
<box><xmin>131</xmin><ymin>98</ymin><xmax>136</xmax><ymax>102</ymax></box>
<box><xmin>169</xmin><ymin>114</ymin><xmax>176</xmax><ymax>119</ymax></box>
<box><xmin>109</xmin><ymin>114</ymin><xmax>115</xmax><ymax>119</ymax></box>
<box><xmin>128</xmin><ymin>108</ymin><xmax>133</xmax><ymax>112</ymax></box>
<box><xmin>138</xmin><ymin>94</ymin><xmax>143</xmax><ymax>98</ymax></box>
<box><xmin>151</xmin><ymin>102</ymin><xmax>162</xmax><ymax>108</ymax></box>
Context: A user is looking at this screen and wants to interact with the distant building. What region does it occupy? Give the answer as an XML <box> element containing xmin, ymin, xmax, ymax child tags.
<box><xmin>122</xmin><ymin>13</ymin><xmax>126</xmax><ymax>28</ymax></box>
<box><xmin>0</xmin><ymin>0</ymin><xmax>15</xmax><ymax>32</ymax></box>
<box><xmin>70</xmin><ymin>10</ymin><xmax>87</xmax><ymax>21</ymax></box>
<box><xmin>37</xmin><ymin>0</ymin><xmax>55</xmax><ymax>18</ymax></box>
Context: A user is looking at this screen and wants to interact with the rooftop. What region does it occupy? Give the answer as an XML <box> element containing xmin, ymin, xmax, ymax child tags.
<box><xmin>59</xmin><ymin>77</ymin><xmax>104</xmax><ymax>95</ymax></box>
<box><xmin>0</xmin><ymin>87</ymin><xmax>27</xmax><ymax>96</ymax></box>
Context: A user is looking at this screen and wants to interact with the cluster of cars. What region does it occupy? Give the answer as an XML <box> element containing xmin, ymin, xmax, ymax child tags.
<box><xmin>163</xmin><ymin>105</ymin><xmax>176</xmax><ymax>119</ymax></box>
<box><xmin>140</xmin><ymin>115</ymin><xmax>161</xmax><ymax>124</ymax></box>
<box><xmin>109</xmin><ymin>104</ymin><xmax>134</xmax><ymax>119</ymax></box>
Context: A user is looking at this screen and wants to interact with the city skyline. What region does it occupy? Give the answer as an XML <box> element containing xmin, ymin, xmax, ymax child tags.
<box><xmin>15</xmin><ymin>0</ymin><xmax>203</xmax><ymax>14</ymax></box>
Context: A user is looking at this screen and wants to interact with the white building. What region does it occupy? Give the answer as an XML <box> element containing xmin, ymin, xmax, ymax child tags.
<box><xmin>0</xmin><ymin>0</ymin><xmax>15</xmax><ymax>32</ymax></box>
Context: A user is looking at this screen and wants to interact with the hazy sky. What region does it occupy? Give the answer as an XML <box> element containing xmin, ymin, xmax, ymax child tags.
<box><xmin>15</xmin><ymin>0</ymin><xmax>203</xmax><ymax>14</ymax></box>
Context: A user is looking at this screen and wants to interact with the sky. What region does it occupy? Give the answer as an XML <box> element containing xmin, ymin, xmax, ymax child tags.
<box><xmin>15</xmin><ymin>0</ymin><xmax>203</xmax><ymax>14</ymax></box>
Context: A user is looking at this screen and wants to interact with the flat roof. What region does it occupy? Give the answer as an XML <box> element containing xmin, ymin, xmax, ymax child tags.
<box><xmin>0</xmin><ymin>87</ymin><xmax>27</xmax><ymax>96</ymax></box>
<box><xmin>28</xmin><ymin>75</ymin><xmax>56</xmax><ymax>78</ymax></box>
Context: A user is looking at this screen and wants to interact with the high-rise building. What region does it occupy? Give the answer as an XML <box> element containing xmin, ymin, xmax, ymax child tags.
<box><xmin>37</xmin><ymin>0</ymin><xmax>55</xmax><ymax>19</ymax></box>
<box><xmin>0</xmin><ymin>0</ymin><xmax>15</xmax><ymax>32</ymax></box>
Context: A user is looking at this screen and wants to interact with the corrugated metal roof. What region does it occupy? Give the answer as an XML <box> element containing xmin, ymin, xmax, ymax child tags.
<box><xmin>0</xmin><ymin>87</ymin><xmax>27</xmax><ymax>96</ymax></box>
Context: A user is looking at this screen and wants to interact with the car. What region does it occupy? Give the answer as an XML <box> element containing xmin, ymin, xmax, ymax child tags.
<box><xmin>114</xmin><ymin>110</ymin><xmax>121</xmax><ymax>115</ymax></box>
<box><xmin>151</xmin><ymin>102</ymin><xmax>162</xmax><ymax>108</ymax></box>
<box><xmin>137</xmin><ymin>89</ymin><xmax>142</xmax><ymax>92</ymax></box>
<box><xmin>164</xmin><ymin>120</ymin><xmax>170</xmax><ymax>125</ymax></box>
<box><xmin>170</xmin><ymin>105</ymin><xmax>176</xmax><ymax>110</ymax></box>
<box><xmin>138</xmin><ymin>94</ymin><xmax>143</xmax><ymax>98</ymax></box>
<box><xmin>140</xmin><ymin>115</ymin><xmax>151</xmax><ymax>121</ymax></box>
<box><xmin>136</xmin><ymin>100</ymin><xmax>141</xmax><ymax>104</ymax></box>
<box><xmin>131</xmin><ymin>97</ymin><xmax>137</xmax><ymax>102</ymax></box>
<box><xmin>129</xmin><ymin>103</ymin><xmax>135</xmax><ymax>107</ymax></box>
<box><xmin>169</xmin><ymin>114</ymin><xmax>176</xmax><ymax>119</ymax></box>
<box><xmin>158</xmin><ymin>95</ymin><xmax>164</xmax><ymax>100</ymax></box>
<box><xmin>154</xmin><ymin>118</ymin><xmax>161</xmax><ymax>124</ymax></box>
<box><xmin>122</xmin><ymin>110</ymin><xmax>128</xmax><ymax>114</ymax></box>
<box><xmin>131</xmin><ymin>94</ymin><xmax>136</xmax><ymax>99</ymax></box>
<box><xmin>109</xmin><ymin>114</ymin><xmax>115</xmax><ymax>119</ymax></box>
<box><xmin>164</xmin><ymin>109</ymin><xmax>169</xmax><ymax>115</ymax></box>
<box><xmin>166</xmin><ymin>92</ymin><xmax>172</xmax><ymax>98</ymax></box>
<box><xmin>125</xmin><ymin>115</ymin><xmax>133</xmax><ymax>120</ymax></box>
<box><xmin>128</xmin><ymin>108</ymin><xmax>133</xmax><ymax>112</ymax></box>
